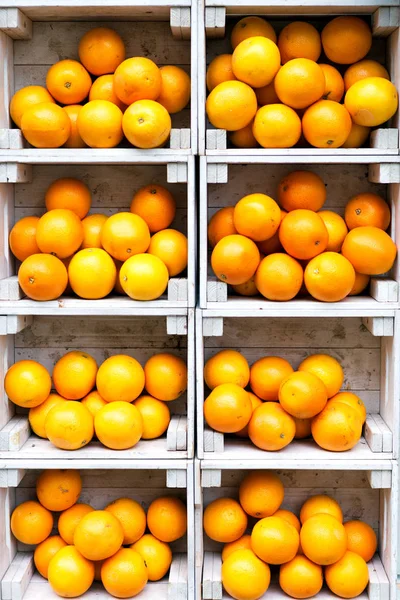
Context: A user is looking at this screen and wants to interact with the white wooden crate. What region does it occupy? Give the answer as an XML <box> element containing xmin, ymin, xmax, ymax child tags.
<box><xmin>196</xmin><ymin>309</ymin><xmax>400</xmax><ymax>465</ymax></box>
<box><xmin>198</xmin><ymin>4</ymin><xmax>400</xmax><ymax>155</ymax></box>
<box><xmin>194</xmin><ymin>461</ymin><xmax>397</xmax><ymax>600</ymax></box>
<box><xmin>199</xmin><ymin>157</ymin><xmax>400</xmax><ymax>312</ymax></box>
<box><xmin>0</xmin><ymin>157</ymin><xmax>196</xmax><ymax>311</ymax></box>
<box><xmin>0</xmin><ymin>462</ymin><xmax>195</xmax><ymax>600</ymax></box>
<box><xmin>0</xmin><ymin>310</ymin><xmax>195</xmax><ymax>459</ymax></box>
<box><xmin>0</xmin><ymin>1</ymin><xmax>198</xmax><ymax>154</ymax></box>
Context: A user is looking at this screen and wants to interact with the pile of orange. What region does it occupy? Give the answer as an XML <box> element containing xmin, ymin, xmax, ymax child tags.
<box><xmin>204</xmin><ymin>471</ymin><xmax>375</xmax><ymax>600</ymax></box>
<box><xmin>206</xmin><ymin>16</ymin><xmax>398</xmax><ymax>148</ymax></box>
<box><xmin>5</xmin><ymin>350</ymin><xmax>187</xmax><ymax>450</ymax></box>
<box><xmin>9</xmin><ymin>177</ymin><xmax>188</xmax><ymax>302</ymax></box>
<box><xmin>10</xmin><ymin>27</ymin><xmax>190</xmax><ymax>149</ymax></box>
<box><xmin>204</xmin><ymin>350</ymin><xmax>366</xmax><ymax>452</ymax></box>
<box><xmin>209</xmin><ymin>169</ymin><xmax>396</xmax><ymax>302</ymax></box>
<box><xmin>11</xmin><ymin>469</ymin><xmax>187</xmax><ymax>597</ymax></box>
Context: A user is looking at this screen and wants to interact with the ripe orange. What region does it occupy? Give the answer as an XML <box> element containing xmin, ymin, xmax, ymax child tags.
<box><xmin>279</xmin><ymin>210</ymin><xmax>328</xmax><ymax>260</ymax></box>
<box><xmin>279</xmin><ymin>555</ymin><xmax>323</xmax><ymax>599</ymax></box>
<box><xmin>318</xmin><ymin>211</ymin><xmax>348</xmax><ymax>252</ymax></box>
<box><xmin>134</xmin><ymin>395</ymin><xmax>170</xmax><ymax>439</ymax></box>
<box><xmin>230</xmin><ymin>121</ymin><xmax>258</xmax><ymax>148</ymax></box>
<box><xmin>304</xmin><ymin>252</ymin><xmax>356</xmax><ymax>302</ymax></box>
<box><xmin>81</xmin><ymin>213</ymin><xmax>108</xmax><ymax>248</ymax></box>
<box><xmin>157</xmin><ymin>65</ymin><xmax>191</xmax><ymax>113</ymax></box>
<box><xmin>278</xmin><ymin>170</ymin><xmax>326</xmax><ymax>212</ymax></box>
<box><xmin>36</xmin><ymin>209</ymin><xmax>83</xmax><ymax>259</ymax></box>
<box><xmin>46</xmin><ymin>59</ymin><xmax>92</xmax><ymax>104</ymax></box>
<box><xmin>344</xmin><ymin>520</ymin><xmax>377</xmax><ymax>562</ymax></box>
<box><xmin>204</xmin><ymin>349</ymin><xmax>250</xmax><ymax>389</ymax></box>
<box><xmin>48</xmin><ymin>546</ymin><xmax>94</xmax><ymax>597</ymax></box>
<box><xmin>222</xmin><ymin>549</ymin><xmax>271</xmax><ymax>600</ymax></box>
<box><xmin>344</xmin><ymin>193</ymin><xmax>390</xmax><ymax>230</ymax></box>
<box><xmin>204</xmin><ymin>383</ymin><xmax>252</xmax><ymax>433</ymax></box>
<box><xmin>29</xmin><ymin>393</ymin><xmax>65</xmax><ymax>438</ymax></box>
<box><xmin>130</xmin><ymin>184</ymin><xmax>175</xmax><ymax>233</ymax></box>
<box><xmin>69</xmin><ymin>248</ymin><xmax>117</xmax><ymax>299</ymax></box>
<box><xmin>147</xmin><ymin>496</ymin><xmax>187</xmax><ymax>542</ymax></box>
<box><xmin>34</xmin><ymin>535</ymin><xmax>67</xmax><ymax>579</ymax></box>
<box><xmin>11</xmin><ymin>500</ymin><xmax>53</xmax><ymax>544</ymax></box>
<box><xmin>148</xmin><ymin>229</ymin><xmax>188</xmax><ymax>276</ymax></box>
<box><xmin>53</xmin><ymin>351</ymin><xmax>97</xmax><ymax>400</ymax></box>
<box><xmin>208</xmin><ymin>207</ymin><xmax>237</xmax><ymax>247</ymax></box>
<box><xmin>206</xmin><ymin>81</ymin><xmax>257</xmax><ymax>131</ymax></box>
<box><xmin>321</xmin><ymin>17</ymin><xmax>372</xmax><ymax>64</ymax></box>
<box><xmin>45</xmin><ymin>401</ymin><xmax>94</xmax><ymax>450</ymax></box>
<box><xmin>144</xmin><ymin>352</ymin><xmax>187</xmax><ymax>401</ymax></box>
<box><xmin>232</xmin><ymin>274</ymin><xmax>259</xmax><ymax>297</ymax></box>
<box><xmin>298</xmin><ymin>354</ymin><xmax>344</xmax><ymax>399</ymax></box>
<box><xmin>253</xmin><ymin>104</ymin><xmax>301</xmax><ymax>148</ymax></box>
<box><xmin>300</xmin><ymin>495</ymin><xmax>343</xmax><ymax>524</ymax></box>
<box><xmin>232</xmin><ymin>36</ymin><xmax>280</xmax><ymax>88</ymax></box>
<box><xmin>122</xmin><ymin>99</ymin><xmax>171</xmax><ymax>148</ymax></box>
<box><xmin>101</xmin><ymin>212</ymin><xmax>150</xmax><ymax>261</ymax></box>
<box><xmin>81</xmin><ymin>390</ymin><xmax>107</xmax><ymax>417</ymax></box>
<box><xmin>233</xmin><ymin>193</ymin><xmax>281</xmax><ymax>242</ymax></box>
<box><xmin>105</xmin><ymin>497</ymin><xmax>146</xmax><ymax>545</ymax></box>
<box><xmin>320</xmin><ymin>64</ymin><xmax>345</xmax><ymax>102</ymax></box>
<box><xmin>64</xmin><ymin>105</ymin><xmax>87</xmax><ymax>148</ymax></box>
<box><xmin>9</xmin><ymin>216</ymin><xmax>41</xmax><ymax>262</ymax></box>
<box><xmin>89</xmin><ymin>74</ymin><xmax>127</xmax><ymax>111</ymax></box>
<box><xmin>96</xmin><ymin>354</ymin><xmax>144</xmax><ymax>403</ymax></box>
<box><xmin>5</xmin><ymin>360</ymin><xmax>51</xmax><ymax>408</ymax></box>
<box><xmin>278</xmin><ymin>22</ymin><xmax>321</xmax><ymax>63</ymax></box>
<box><xmin>79</xmin><ymin>27</ymin><xmax>125</xmax><ymax>76</ymax></box>
<box><xmin>342</xmin><ymin>122</ymin><xmax>371</xmax><ymax>148</ymax></box>
<box><xmin>231</xmin><ymin>17</ymin><xmax>277</xmax><ymax>49</ymax></box>
<box><xmin>301</xmin><ymin>513</ymin><xmax>347</xmax><ymax>565</ymax></box>
<box><xmin>114</xmin><ymin>57</ymin><xmax>161</xmax><ymax>105</ymax></box>
<box><xmin>18</xmin><ymin>253</ymin><xmax>68</xmax><ymax>301</ymax></box>
<box><xmin>325</xmin><ymin>551</ymin><xmax>369</xmax><ymax>598</ymax></box>
<box><xmin>74</xmin><ymin>510</ymin><xmax>124</xmax><ymax>560</ymax></box>
<box><xmin>239</xmin><ymin>471</ymin><xmax>284</xmax><ymax>518</ymax></box>
<box><xmin>311</xmin><ymin>401</ymin><xmax>362</xmax><ymax>451</ymax></box>
<box><xmin>249</xmin><ymin>402</ymin><xmax>296</xmax><ymax>451</ymax></box>
<box><xmin>255</xmin><ymin>80</ymin><xmax>279</xmax><ymax>106</ymax></box>
<box><xmin>58</xmin><ymin>504</ymin><xmax>94</xmax><ymax>544</ymax></box>
<box><xmin>45</xmin><ymin>178</ymin><xmax>91</xmax><ymax>219</ymax></box>
<box><xmin>36</xmin><ymin>469</ymin><xmax>82</xmax><ymax>511</ymax></box>
<box><xmin>273</xmin><ymin>510</ymin><xmax>301</xmax><ymax>532</ymax></box>
<box><xmin>275</xmin><ymin>59</ymin><xmax>325</xmax><ymax>109</ymax></box>
<box><xmin>206</xmin><ymin>55</ymin><xmax>236</xmax><ymax>91</ymax></box>
<box><xmin>294</xmin><ymin>417</ymin><xmax>312</xmax><ymax>439</ymax></box>
<box><xmin>77</xmin><ymin>99</ymin><xmax>124</xmax><ymax>148</ymax></box>
<box><xmin>345</xmin><ymin>77</ymin><xmax>398</xmax><ymax>126</ymax></box>
<box><xmin>302</xmin><ymin>100</ymin><xmax>352</xmax><ymax>148</ymax></box>
<box><xmin>101</xmin><ymin>548</ymin><xmax>148</xmax><ymax>598</ymax></box>
<box><xmin>131</xmin><ymin>534</ymin><xmax>172</xmax><ymax>581</ymax></box>
<box><xmin>10</xmin><ymin>85</ymin><xmax>55</xmax><ymax>128</ymax></box>
<box><xmin>120</xmin><ymin>253</ymin><xmax>169</xmax><ymax>300</ymax></box>
<box><xmin>344</xmin><ymin>59</ymin><xmax>390</xmax><ymax>91</ymax></box>
<box><xmin>222</xmin><ymin>535</ymin><xmax>252</xmax><ymax>561</ymax></box>
<box><xmin>94</xmin><ymin>401</ymin><xmax>143</xmax><ymax>449</ymax></box>
<box><xmin>342</xmin><ymin>226</ymin><xmax>396</xmax><ymax>275</ymax></box>
<box><xmin>255</xmin><ymin>253</ymin><xmax>303</xmax><ymax>301</ymax></box>
<box><xmin>204</xmin><ymin>497</ymin><xmax>247</xmax><ymax>543</ymax></box>
<box><xmin>252</xmin><ymin>516</ymin><xmax>299</xmax><ymax>564</ymax></box>
<box><xmin>250</xmin><ymin>356</ymin><xmax>294</xmax><ymax>401</ymax></box>
<box><xmin>21</xmin><ymin>102</ymin><xmax>71</xmax><ymax>148</ymax></box>
<box><xmin>349</xmin><ymin>272</ymin><xmax>370</xmax><ymax>296</ymax></box>
<box><xmin>211</xmin><ymin>234</ymin><xmax>260</xmax><ymax>285</ymax></box>
<box><xmin>279</xmin><ymin>371</ymin><xmax>328</xmax><ymax>418</ymax></box>
<box><xmin>329</xmin><ymin>392</ymin><xmax>366</xmax><ymax>424</ymax></box>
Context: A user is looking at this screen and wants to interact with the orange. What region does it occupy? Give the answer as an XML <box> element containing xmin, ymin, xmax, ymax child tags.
<box><xmin>69</xmin><ymin>248</ymin><xmax>117</xmax><ymax>299</ymax></box>
<box><xmin>94</xmin><ymin>560</ymin><xmax>105</xmax><ymax>581</ymax></box>
<box><xmin>105</xmin><ymin>497</ymin><xmax>146</xmax><ymax>544</ymax></box>
<box><xmin>45</xmin><ymin>177</ymin><xmax>91</xmax><ymax>219</ymax></box>
<box><xmin>322</xmin><ymin>17</ymin><xmax>372</xmax><ymax>64</ymax></box>
<box><xmin>46</xmin><ymin>60</ymin><xmax>92</xmax><ymax>104</ymax></box>
<box><xmin>320</xmin><ymin>64</ymin><xmax>345</xmax><ymax>102</ymax></box>
<box><xmin>5</xmin><ymin>360</ymin><xmax>51</xmax><ymax>408</ymax></box>
<box><xmin>144</xmin><ymin>352</ymin><xmax>187</xmax><ymax>401</ymax></box>
<box><xmin>122</xmin><ymin>99</ymin><xmax>171</xmax><ymax>148</ymax></box>
<box><xmin>222</xmin><ymin>549</ymin><xmax>271</xmax><ymax>600</ymax></box>
<box><xmin>255</xmin><ymin>80</ymin><xmax>279</xmax><ymax>106</ymax></box>
<box><xmin>36</xmin><ymin>209</ymin><xmax>83</xmax><ymax>259</ymax></box>
<box><xmin>304</xmin><ymin>252</ymin><xmax>356</xmax><ymax>302</ymax></box>
<box><xmin>18</xmin><ymin>253</ymin><xmax>68</xmax><ymax>301</ymax></box>
<box><xmin>206</xmin><ymin>81</ymin><xmax>257</xmax><ymax>131</ymax></box>
<box><xmin>204</xmin><ymin>383</ymin><xmax>252</xmax><ymax>433</ymax></box>
<box><xmin>294</xmin><ymin>417</ymin><xmax>312</xmax><ymax>439</ymax></box>
<box><xmin>81</xmin><ymin>213</ymin><xmax>108</xmax><ymax>248</ymax></box>
<box><xmin>148</xmin><ymin>229</ymin><xmax>188</xmax><ymax>276</ymax></box>
<box><xmin>58</xmin><ymin>504</ymin><xmax>94</xmax><ymax>544</ymax></box>
<box><xmin>344</xmin><ymin>59</ymin><xmax>390</xmax><ymax>91</ymax></box>
<box><xmin>329</xmin><ymin>392</ymin><xmax>366</xmax><ymax>424</ymax></box>
<box><xmin>29</xmin><ymin>393</ymin><xmax>66</xmax><ymax>438</ymax></box>
<box><xmin>134</xmin><ymin>395</ymin><xmax>170</xmax><ymax>439</ymax></box>
<box><xmin>101</xmin><ymin>212</ymin><xmax>150</xmax><ymax>260</ymax></box>
<box><xmin>147</xmin><ymin>496</ymin><xmax>187</xmax><ymax>542</ymax></box>
<box><xmin>64</xmin><ymin>105</ymin><xmax>87</xmax><ymax>148</ymax></box>
<box><xmin>207</xmin><ymin>54</ymin><xmax>236</xmax><ymax>91</ymax></box>
<box><xmin>34</xmin><ymin>535</ymin><xmax>67</xmax><ymax>579</ymax></box>
<box><xmin>204</xmin><ymin>497</ymin><xmax>247</xmax><ymax>543</ymax></box>
<box><xmin>279</xmin><ymin>210</ymin><xmax>328</xmax><ymax>260</ymax></box>
<box><xmin>11</xmin><ymin>500</ymin><xmax>53</xmax><ymax>544</ymax></box>
<box><xmin>48</xmin><ymin>546</ymin><xmax>94</xmax><ymax>597</ymax></box>
<box><xmin>279</xmin><ymin>555</ymin><xmax>323</xmax><ymax>599</ymax></box>
<box><xmin>279</xmin><ymin>371</ymin><xmax>328</xmax><ymax>418</ymax></box>
<box><xmin>81</xmin><ymin>390</ymin><xmax>107</xmax><ymax>417</ymax></box>
<box><xmin>300</xmin><ymin>495</ymin><xmax>343</xmax><ymax>524</ymax></box>
<box><xmin>349</xmin><ymin>272</ymin><xmax>370</xmax><ymax>295</ymax></box>
<box><xmin>318</xmin><ymin>211</ymin><xmax>348</xmax><ymax>252</ymax></box>
<box><xmin>255</xmin><ymin>253</ymin><xmax>303</xmax><ymax>301</ymax></box>
<box><xmin>311</xmin><ymin>401</ymin><xmax>362</xmax><ymax>451</ymax></box>
<box><xmin>251</xmin><ymin>516</ymin><xmax>299</xmax><ymax>564</ymax></box>
<box><xmin>302</xmin><ymin>100</ymin><xmax>352</xmax><ymax>148</ymax></box>
<box><xmin>10</xmin><ymin>85</ymin><xmax>55</xmax><ymax>128</ymax></box>
<box><xmin>79</xmin><ymin>27</ymin><xmax>125</xmax><ymax>76</ymax></box>
<box><xmin>230</xmin><ymin>121</ymin><xmax>258</xmax><ymax>148</ymax></box>
<box><xmin>298</xmin><ymin>354</ymin><xmax>344</xmax><ymax>398</ymax></box>
<box><xmin>250</xmin><ymin>356</ymin><xmax>294</xmax><ymax>401</ymax></box>
<box><xmin>345</xmin><ymin>77</ymin><xmax>398</xmax><ymax>127</ymax></box>
<box><xmin>232</xmin><ymin>36</ymin><xmax>280</xmax><ymax>88</ymax></box>
<box><xmin>233</xmin><ymin>193</ymin><xmax>281</xmax><ymax>242</ymax></box>
<box><xmin>45</xmin><ymin>401</ymin><xmax>94</xmax><ymax>450</ymax></box>
<box><xmin>131</xmin><ymin>534</ymin><xmax>172</xmax><ymax>581</ymax></box>
<box><xmin>101</xmin><ymin>548</ymin><xmax>148</xmax><ymax>598</ymax></box>
<box><xmin>232</xmin><ymin>274</ymin><xmax>259</xmax><ymax>297</ymax></box>
<box><xmin>204</xmin><ymin>349</ymin><xmax>249</xmax><ymax>390</ymax></box>
<box><xmin>74</xmin><ymin>510</ymin><xmax>124</xmax><ymax>560</ymax></box>
<box><xmin>21</xmin><ymin>102</ymin><xmax>71</xmax><ymax>148</ymax></box>
<box><xmin>113</xmin><ymin>259</ymin><xmax>125</xmax><ymax>295</ymax></box>
<box><xmin>344</xmin><ymin>520</ymin><xmax>377</xmax><ymax>562</ymax></box>
<box><xmin>278</xmin><ymin>22</ymin><xmax>321</xmax><ymax>64</ymax></box>
<box><xmin>53</xmin><ymin>351</ymin><xmax>98</xmax><ymax>400</ymax></box>
<box><xmin>256</xmin><ymin>227</ymin><xmax>284</xmax><ymax>255</ymax></box>
<box><xmin>36</xmin><ymin>469</ymin><xmax>82</xmax><ymax>511</ymax></box>
<box><xmin>120</xmin><ymin>253</ymin><xmax>169</xmax><ymax>300</ymax></box>
<box><xmin>222</xmin><ymin>535</ymin><xmax>252</xmax><ymax>561</ymax></box>
<box><xmin>208</xmin><ymin>207</ymin><xmax>237</xmax><ymax>248</ymax></box>
<box><xmin>231</xmin><ymin>17</ymin><xmax>277</xmax><ymax>49</ymax></box>
<box><xmin>236</xmin><ymin>394</ymin><xmax>262</xmax><ymax>437</ymax></box>
<box><xmin>89</xmin><ymin>74</ymin><xmax>126</xmax><ymax>110</ymax></box>
<box><xmin>342</xmin><ymin>122</ymin><xmax>371</xmax><ymax>148</ymax></box>
<box><xmin>96</xmin><ymin>354</ymin><xmax>144</xmax><ymax>403</ymax></box>
<box><xmin>278</xmin><ymin>170</ymin><xmax>326</xmax><ymax>213</ymax></box>
<box><xmin>301</xmin><ymin>513</ymin><xmax>347</xmax><ymax>565</ymax></box>
<box><xmin>273</xmin><ymin>510</ymin><xmax>301</xmax><ymax>533</ymax></box>
<box><xmin>253</xmin><ymin>104</ymin><xmax>301</xmax><ymax>148</ymax></box>
<box><xmin>78</xmin><ymin>99</ymin><xmax>123</xmax><ymax>148</ymax></box>
<box><xmin>130</xmin><ymin>184</ymin><xmax>176</xmax><ymax>233</ymax></box>
<box><xmin>325</xmin><ymin>551</ymin><xmax>369</xmax><ymax>598</ymax></box>
<box><xmin>239</xmin><ymin>471</ymin><xmax>284</xmax><ymax>518</ymax></box>
<box><xmin>342</xmin><ymin>226</ymin><xmax>396</xmax><ymax>275</ymax></box>
<box><xmin>344</xmin><ymin>193</ymin><xmax>390</xmax><ymax>231</ymax></box>
<box><xmin>211</xmin><ymin>234</ymin><xmax>260</xmax><ymax>285</ymax></box>
<box><xmin>9</xmin><ymin>216</ymin><xmax>41</xmax><ymax>262</ymax></box>
<box><xmin>114</xmin><ymin>57</ymin><xmax>161</xmax><ymax>105</ymax></box>
<box><xmin>275</xmin><ymin>59</ymin><xmax>325</xmax><ymax>109</ymax></box>
<box><xmin>249</xmin><ymin>402</ymin><xmax>296</xmax><ymax>451</ymax></box>
<box><xmin>157</xmin><ymin>65</ymin><xmax>191</xmax><ymax>114</ymax></box>
<box><xmin>95</xmin><ymin>401</ymin><xmax>143</xmax><ymax>449</ymax></box>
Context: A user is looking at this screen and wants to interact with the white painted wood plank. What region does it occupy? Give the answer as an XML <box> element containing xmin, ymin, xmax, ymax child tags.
<box><xmin>206</xmin><ymin>130</ymin><xmax>227</xmax><ymax>151</ymax></box>
<box><xmin>0</xmin><ymin>9</ymin><xmax>32</xmax><ymax>40</ymax></box>
<box><xmin>176</xmin><ymin>416</ymin><xmax>187</xmax><ymax>452</ymax></box>
<box><xmin>370</xmin><ymin>280</ymin><xmax>398</xmax><ymax>303</ymax></box>
<box><xmin>212</xmin><ymin>552</ymin><xmax>222</xmax><ymax>600</ymax></box>
<box><xmin>0</xmin><ymin>278</ymin><xmax>23</xmax><ymax>302</ymax></box>
<box><xmin>362</xmin><ymin>317</ymin><xmax>395</xmax><ymax>337</ymax></box>
<box><xmin>370</xmin><ymin>129</ymin><xmax>399</xmax><ymax>149</ymax></box>
<box><xmin>371</xmin><ymin>554</ymin><xmax>390</xmax><ymax>600</ymax></box>
<box><xmin>1</xmin><ymin>554</ymin><xmax>23</xmax><ymax>600</ymax></box>
<box><xmin>372</xmin><ymin>7</ymin><xmax>400</xmax><ymax>37</ymax></box>
<box><xmin>372</xmin><ymin>414</ymin><xmax>393</xmax><ymax>453</ymax></box>
<box><xmin>8</xmin><ymin>418</ymin><xmax>29</xmax><ymax>453</ymax></box>
<box><xmin>202</xmin><ymin>552</ymin><xmax>214</xmax><ymax>600</ymax></box>
<box><xmin>167</xmin><ymin>415</ymin><xmax>180</xmax><ymax>452</ymax></box>
<box><xmin>369</xmin><ymin>164</ymin><xmax>400</xmax><ymax>184</ymax></box>
<box><xmin>11</xmin><ymin>553</ymin><xmax>34</xmax><ymax>600</ymax></box>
